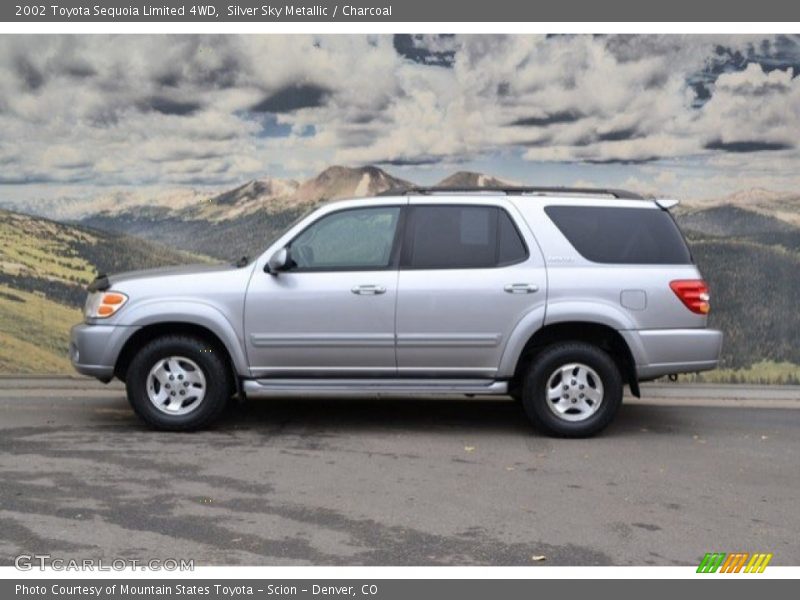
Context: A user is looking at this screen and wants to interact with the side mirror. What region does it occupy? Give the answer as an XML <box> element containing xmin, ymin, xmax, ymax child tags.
<box><xmin>265</xmin><ymin>247</ymin><xmax>289</xmax><ymax>274</ymax></box>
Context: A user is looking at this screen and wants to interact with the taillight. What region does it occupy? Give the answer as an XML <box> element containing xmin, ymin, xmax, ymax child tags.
<box><xmin>669</xmin><ymin>280</ymin><xmax>710</xmax><ymax>315</ymax></box>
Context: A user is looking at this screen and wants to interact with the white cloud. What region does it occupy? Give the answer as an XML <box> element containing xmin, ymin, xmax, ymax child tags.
<box><xmin>0</xmin><ymin>34</ymin><xmax>798</xmax><ymax>197</ymax></box>
<box><xmin>695</xmin><ymin>63</ymin><xmax>800</xmax><ymax>148</ymax></box>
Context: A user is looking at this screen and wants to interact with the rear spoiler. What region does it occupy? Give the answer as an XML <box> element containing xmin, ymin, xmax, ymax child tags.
<box><xmin>655</xmin><ymin>198</ymin><xmax>680</xmax><ymax>210</ymax></box>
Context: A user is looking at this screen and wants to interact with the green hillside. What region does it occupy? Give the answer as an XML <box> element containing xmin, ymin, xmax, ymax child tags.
<box><xmin>677</xmin><ymin>204</ymin><xmax>800</xmax><ymax>382</ymax></box>
<box><xmin>0</xmin><ymin>284</ymin><xmax>79</xmax><ymax>373</ymax></box>
<box><xmin>0</xmin><ymin>208</ymin><xmax>215</xmax><ymax>374</ymax></box>
<box><xmin>678</xmin><ymin>205</ymin><xmax>800</xmax><ymax>253</ymax></box>
<box><xmin>689</xmin><ymin>239</ymin><xmax>800</xmax><ymax>369</ymax></box>
<box><xmin>81</xmin><ymin>206</ymin><xmax>310</xmax><ymax>262</ymax></box>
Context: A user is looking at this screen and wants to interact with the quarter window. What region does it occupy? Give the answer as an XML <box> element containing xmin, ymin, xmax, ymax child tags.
<box><xmin>544</xmin><ymin>205</ymin><xmax>692</xmax><ymax>264</ymax></box>
<box><xmin>497</xmin><ymin>208</ymin><xmax>529</xmax><ymax>266</ymax></box>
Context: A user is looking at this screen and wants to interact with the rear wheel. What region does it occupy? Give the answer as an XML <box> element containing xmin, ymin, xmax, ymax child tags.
<box><xmin>521</xmin><ymin>342</ymin><xmax>622</xmax><ymax>437</ymax></box>
<box><xmin>125</xmin><ymin>335</ymin><xmax>231</xmax><ymax>431</ymax></box>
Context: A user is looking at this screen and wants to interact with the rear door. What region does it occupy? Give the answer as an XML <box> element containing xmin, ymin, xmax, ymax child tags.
<box><xmin>395</xmin><ymin>199</ymin><xmax>546</xmax><ymax>378</ymax></box>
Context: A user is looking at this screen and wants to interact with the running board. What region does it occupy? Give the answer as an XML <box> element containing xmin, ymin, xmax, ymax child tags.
<box><xmin>242</xmin><ymin>378</ymin><xmax>508</xmax><ymax>397</ymax></box>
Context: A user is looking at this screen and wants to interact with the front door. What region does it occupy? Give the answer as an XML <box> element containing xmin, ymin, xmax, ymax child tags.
<box><xmin>244</xmin><ymin>205</ymin><xmax>402</xmax><ymax>377</ymax></box>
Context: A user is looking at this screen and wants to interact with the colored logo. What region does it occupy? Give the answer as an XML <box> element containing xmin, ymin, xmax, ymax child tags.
<box><xmin>697</xmin><ymin>552</ymin><xmax>773</xmax><ymax>573</ymax></box>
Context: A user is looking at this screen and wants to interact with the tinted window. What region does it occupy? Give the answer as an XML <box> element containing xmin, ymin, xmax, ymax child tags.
<box><xmin>498</xmin><ymin>209</ymin><xmax>528</xmax><ymax>266</ymax></box>
<box><xmin>404</xmin><ymin>206</ymin><xmax>528</xmax><ymax>269</ymax></box>
<box><xmin>290</xmin><ymin>206</ymin><xmax>400</xmax><ymax>270</ymax></box>
<box><xmin>545</xmin><ymin>205</ymin><xmax>692</xmax><ymax>264</ymax></box>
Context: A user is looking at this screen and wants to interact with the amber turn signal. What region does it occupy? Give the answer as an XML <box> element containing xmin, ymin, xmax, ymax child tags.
<box><xmin>85</xmin><ymin>291</ymin><xmax>129</xmax><ymax>319</ymax></box>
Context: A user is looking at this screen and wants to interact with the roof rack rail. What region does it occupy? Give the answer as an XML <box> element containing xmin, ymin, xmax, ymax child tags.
<box><xmin>379</xmin><ymin>186</ymin><xmax>643</xmax><ymax>200</ymax></box>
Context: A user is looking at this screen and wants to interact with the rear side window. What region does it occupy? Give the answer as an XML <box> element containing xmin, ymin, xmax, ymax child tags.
<box><xmin>403</xmin><ymin>205</ymin><xmax>528</xmax><ymax>269</ymax></box>
<box><xmin>544</xmin><ymin>205</ymin><xmax>692</xmax><ymax>264</ymax></box>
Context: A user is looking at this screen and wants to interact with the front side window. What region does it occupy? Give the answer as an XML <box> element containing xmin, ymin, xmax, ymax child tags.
<box><xmin>289</xmin><ymin>206</ymin><xmax>401</xmax><ymax>270</ymax></box>
<box><xmin>402</xmin><ymin>205</ymin><xmax>528</xmax><ymax>269</ymax></box>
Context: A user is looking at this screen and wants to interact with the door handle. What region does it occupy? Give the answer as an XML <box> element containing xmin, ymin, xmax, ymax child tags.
<box><xmin>351</xmin><ymin>285</ymin><xmax>387</xmax><ymax>295</ymax></box>
<box><xmin>504</xmin><ymin>283</ymin><xmax>539</xmax><ymax>294</ymax></box>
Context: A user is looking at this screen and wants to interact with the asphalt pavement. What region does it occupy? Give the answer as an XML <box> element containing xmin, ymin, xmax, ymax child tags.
<box><xmin>0</xmin><ymin>378</ymin><xmax>798</xmax><ymax>566</ymax></box>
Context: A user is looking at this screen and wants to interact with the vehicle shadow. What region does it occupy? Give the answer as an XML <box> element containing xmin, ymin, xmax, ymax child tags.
<box><xmin>85</xmin><ymin>392</ymin><xmax>705</xmax><ymax>438</ymax></box>
<box><xmin>222</xmin><ymin>395</ymin><xmax>533</xmax><ymax>435</ymax></box>
<box><xmin>210</xmin><ymin>395</ymin><xmax>690</xmax><ymax>438</ymax></box>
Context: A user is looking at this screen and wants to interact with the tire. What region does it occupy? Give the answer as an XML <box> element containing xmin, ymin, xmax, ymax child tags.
<box><xmin>125</xmin><ymin>335</ymin><xmax>232</xmax><ymax>431</ymax></box>
<box><xmin>521</xmin><ymin>342</ymin><xmax>622</xmax><ymax>437</ymax></box>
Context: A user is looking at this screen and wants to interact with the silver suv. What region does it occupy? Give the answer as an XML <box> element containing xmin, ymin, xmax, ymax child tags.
<box><xmin>70</xmin><ymin>187</ymin><xmax>723</xmax><ymax>437</ymax></box>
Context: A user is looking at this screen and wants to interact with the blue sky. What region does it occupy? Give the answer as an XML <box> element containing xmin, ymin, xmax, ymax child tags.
<box><xmin>1</xmin><ymin>34</ymin><xmax>800</xmax><ymax>202</ymax></box>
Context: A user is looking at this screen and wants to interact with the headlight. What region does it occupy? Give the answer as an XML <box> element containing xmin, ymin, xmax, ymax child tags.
<box><xmin>84</xmin><ymin>291</ymin><xmax>128</xmax><ymax>319</ymax></box>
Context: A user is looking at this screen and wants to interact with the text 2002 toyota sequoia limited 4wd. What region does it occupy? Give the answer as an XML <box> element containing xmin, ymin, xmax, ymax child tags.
<box><xmin>71</xmin><ymin>187</ymin><xmax>723</xmax><ymax>437</ymax></box>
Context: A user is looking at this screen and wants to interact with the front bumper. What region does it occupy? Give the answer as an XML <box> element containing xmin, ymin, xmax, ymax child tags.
<box><xmin>621</xmin><ymin>328</ymin><xmax>724</xmax><ymax>380</ymax></box>
<box><xmin>69</xmin><ymin>322</ymin><xmax>140</xmax><ymax>381</ymax></box>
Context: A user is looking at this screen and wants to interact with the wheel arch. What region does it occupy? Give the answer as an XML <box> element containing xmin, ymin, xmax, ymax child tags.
<box><xmin>509</xmin><ymin>321</ymin><xmax>640</xmax><ymax>397</ymax></box>
<box><xmin>113</xmin><ymin>321</ymin><xmax>241</xmax><ymax>394</ymax></box>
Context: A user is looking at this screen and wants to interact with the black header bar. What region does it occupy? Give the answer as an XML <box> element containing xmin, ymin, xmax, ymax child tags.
<box><xmin>4</xmin><ymin>0</ymin><xmax>800</xmax><ymax>23</ymax></box>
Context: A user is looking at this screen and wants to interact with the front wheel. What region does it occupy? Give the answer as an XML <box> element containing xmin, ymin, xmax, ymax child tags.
<box><xmin>125</xmin><ymin>335</ymin><xmax>232</xmax><ymax>431</ymax></box>
<box><xmin>521</xmin><ymin>342</ymin><xmax>623</xmax><ymax>437</ymax></box>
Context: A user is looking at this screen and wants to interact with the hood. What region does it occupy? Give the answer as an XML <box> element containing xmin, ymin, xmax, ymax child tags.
<box><xmin>106</xmin><ymin>263</ymin><xmax>237</xmax><ymax>286</ymax></box>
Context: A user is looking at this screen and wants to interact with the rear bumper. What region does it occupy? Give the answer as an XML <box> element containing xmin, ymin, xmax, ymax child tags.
<box><xmin>70</xmin><ymin>322</ymin><xmax>139</xmax><ymax>382</ymax></box>
<box><xmin>621</xmin><ymin>328</ymin><xmax>723</xmax><ymax>380</ymax></box>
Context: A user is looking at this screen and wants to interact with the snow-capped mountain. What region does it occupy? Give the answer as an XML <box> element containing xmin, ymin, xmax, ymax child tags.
<box><xmin>3</xmin><ymin>166</ymin><xmax>414</xmax><ymax>223</ymax></box>
<box><xmin>436</xmin><ymin>171</ymin><xmax>515</xmax><ymax>189</ymax></box>
<box><xmin>0</xmin><ymin>187</ymin><xmax>221</xmax><ymax>221</ymax></box>
<box><xmin>75</xmin><ymin>166</ymin><xmax>414</xmax><ymax>260</ymax></box>
<box><xmin>183</xmin><ymin>177</ymin><xmax>300</xmax><ymax>222</ymax></box>
<box><xmin>183</xmin><ymin>166</ymin><xmax>412</xmax><ymax>222</ymax></box>
<box><xmin>293</xmin><ymin>166</ymin><xmax>413</xmax><ymax>204</ymax></box>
